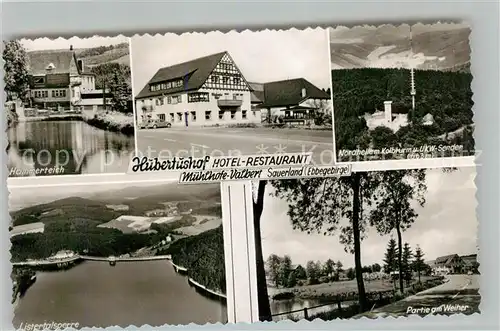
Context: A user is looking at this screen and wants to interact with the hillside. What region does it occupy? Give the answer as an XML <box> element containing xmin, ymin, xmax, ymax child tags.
<box><xmin>75</xmin><ymin>42</ymin><xmax>129</xmax><ymax>67</ymax></box>
<box><xmin>330</xmin><ymin>25</ymin><xmax>470</xmax><ymax>71</ymax></box>
<box><xmin>164</xmin><ymin>225</ymin><xmax>226</xmax><ymax>294</ymax></box>
<box><xmin>332</xmin><ymin>67</ymin><xmax>474</xmax><ymax>157</ymax></box>
<box><xmin>10</xmin><ymin>197</ymin><xmax>120</xmax><ymax>227</ymax></box>
<box><xmin>90</xmin><ymin>183</ymin><xmax>221</xmax><ymax>216</ymax></box>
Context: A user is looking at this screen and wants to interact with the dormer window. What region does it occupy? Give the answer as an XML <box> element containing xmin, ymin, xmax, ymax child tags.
<box><xmin>46</xmin><ymin>63</ymin><xmax>55</xmax><ymax>70</ymax></box>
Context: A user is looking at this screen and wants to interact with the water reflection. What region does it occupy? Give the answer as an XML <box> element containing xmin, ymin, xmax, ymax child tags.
<box><xmin>7</xmin><ymin>121</ymin><xmax>135</xmax><ymax>176</ymax></box>
<box><xmin>13</xmin><ymin>261</ymin><xmax>227</xmax><ymax>328</ymax></box>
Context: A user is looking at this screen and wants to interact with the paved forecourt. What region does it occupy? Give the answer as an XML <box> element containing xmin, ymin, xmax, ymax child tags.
<box><xmin>137</xmin><ymin>127</ymin><xmax>335</xmax><ymax>166</ymax></box>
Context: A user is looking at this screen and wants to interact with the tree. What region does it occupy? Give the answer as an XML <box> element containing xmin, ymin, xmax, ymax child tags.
<box><xmin>323</xmin><ymin>259</ymin><xmax>336</xmax><ymax>280</ymax></box>
<box><xmin>335</xmin><ymin>260</ymin><xmax>344</xmax><ymax>279</ymax></box>
<box><xmin>3</xmin><ymin>40</ymin><xmax>30</xmax><ymax>101</ymax></box>
<box><xmin>346</xmin><ymin>268</ymin><xmax>355</xmax><ymax>280</ymax></box>
<box><xmin>371</xmin><ymin>263</ymin><xmax>382</xmax><ymax>273</ymax></box>
<box><xmin>306</xmin><ymin>260</ymin><xmax>321</xmax><ymax>284</ymax></box>
<box><xmin>294</xmin><ymin>265</ymin><xmax>307</xmax><ymax>280</ymax></box>
<box><xmin>383</xmin><ymin>238</ymin><xmax>398</xmax><ymax>275</ymax></box>
<box><xmin>108</xmin><ymin>70</ymin><xmax>131</xmax><ymax>113</ymax></box>
<box><xmin>402</xmin><ymin>242</ymin><xmax>413</xmax><ymax>286</ymax></box>
<box><xmin>265</xmin><ymin>254</ymin><xmax>282</xmax><ymax>287</ymax></box>
<box><xmin>413</xmin><ymin>245</ymin><xmax>426</xmax><ymax>283</ymax></box>
<box><xmin>370</xmin><ymin>169</ymin><xmax>427</xmax><ymax>293</ymax></box>
<box><xmin>278</xmin><ymin>255</ymin><xmax>293</xmax><ymax>287</ymax></box>
<box><xmin>286</xmin><ymin>270</ymin><xmax>298</xmax><ymax>288</ymax></box>
<box><xmin>252</xmin><ymin>180</ymin><xmax>272</xmax><ymax>321</ymax></box>
<box><xmin>270</xmin><ymin>173</ymin><xmax>380</xmax><ymax>312</ymax></box>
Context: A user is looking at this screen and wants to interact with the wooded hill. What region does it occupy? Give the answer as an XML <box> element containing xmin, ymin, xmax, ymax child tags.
<box><xmin>164</xmin><ymin>225</ymin><xmax>226</xmax><ymax>295</ymax></box>
<box><xmin>332</xmin><ymin>68</ymin><xmax>474</xmax><ymax>156</ymax></box>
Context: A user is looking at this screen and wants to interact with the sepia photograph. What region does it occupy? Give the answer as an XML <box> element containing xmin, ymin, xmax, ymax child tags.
<box><xmin>4</xmin><ymin>36</ymin><xmax>135</xmax><ymax>177</ymax></box>
<box><xmin>251</xmin><ymin>167</ymin><xmax>479</xmax><ymax>321</ymax></box>
<box><xmin>330</xmin><ymin>23</ymin><xmax>474</xmax><ymax>163</ymax></box>
<box><xmin>9</xmin><ymin>180</ymin><xmax>228</xmax><ymax>328</ymax></box>
<box><xmin>131</xmin><ymin>29</ymin><xmax>333</xmax><ymax>165</ymax></box>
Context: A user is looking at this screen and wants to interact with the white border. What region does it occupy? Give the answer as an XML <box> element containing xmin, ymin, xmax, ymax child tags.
<box><xmin>129</xmin><ymin>36</ymin><xmax>140</xmax><ymax>158</ymax></box>
<box><xmin>221</xmin><ymin>182</ymin><xmax>258</xmax><ymax>323</ymax></box>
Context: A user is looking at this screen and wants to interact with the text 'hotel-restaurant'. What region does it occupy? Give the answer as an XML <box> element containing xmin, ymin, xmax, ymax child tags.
<box><xmin>135</xmin><ymin>51</ymin><xmax>331</xmax><ymax>127</ymax></box>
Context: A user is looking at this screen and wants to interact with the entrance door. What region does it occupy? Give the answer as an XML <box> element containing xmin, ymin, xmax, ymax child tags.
<box><xmin>184</xmin><ymin>111</ymin><xmax>189</xmax><ymax>127</ymax></box>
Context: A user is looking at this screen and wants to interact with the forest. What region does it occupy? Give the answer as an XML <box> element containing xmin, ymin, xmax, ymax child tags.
<box><xmin>163</xmin><ymin>225</ymin><xmax>226</xmax><ymax>294</ymax></box>
<box><xmin>332</xmin><ymin>68</ymin><xmax>474</xmax><ymax>160</ymax></box>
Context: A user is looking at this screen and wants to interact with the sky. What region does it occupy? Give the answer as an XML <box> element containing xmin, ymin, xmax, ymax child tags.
<box><xmin>20</xmin><ymin>35</ymin><xmax>130</xmax><ymax>51</ymax></box>
<box><xmin>9</xmin><ymin>177</ymin><xmax>177</xmax><ymax>211</ymax></box>
<box><xmin>329</xmin><ymin>22</ymin><xmax>470</xmax><ymax>70</ymax></box>
<box><xmin>131</xmin><ymin>28</ymin><xmax>331</xmax><ymax>95</ymax></box>
<box><xmin>260</xmin><ymin>167</ymin><xmax>478</xmax><ymax>268</ymax></box>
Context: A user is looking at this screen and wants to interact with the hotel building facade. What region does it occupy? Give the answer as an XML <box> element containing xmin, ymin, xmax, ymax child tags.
<box><xmin>135</xmin><ymin>51</ymin><xmax>331</xmax><ymax>128</ymax></box>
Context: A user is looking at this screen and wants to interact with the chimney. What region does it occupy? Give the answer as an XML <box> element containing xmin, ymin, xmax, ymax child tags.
<box><xmin>384</xmin><ymin>101</ymin><xmax>393</xmax><ymax>123</ymax></box>
<box><xmin>70</xmin><ymin>45</ymin><xmax>73</xmax><ymax>51</ymax></box>
<box><xmin>301</xmin><ymin>88</ymin><xmax>306</xmax><ymax>98</ymax></box>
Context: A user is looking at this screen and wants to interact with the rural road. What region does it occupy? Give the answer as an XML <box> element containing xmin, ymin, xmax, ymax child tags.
<box><xmin>136</xmin><ymin>127</ymin><xmax>335</xmax><ymax>166</ymax></box>
<box><xmin>360</xmin><ymin>274</ymin><xmax>480</xmax><ymax>318</ymax></box>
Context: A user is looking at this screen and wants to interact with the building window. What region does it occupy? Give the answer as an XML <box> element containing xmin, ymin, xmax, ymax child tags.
<box><xmin>233</xmin><ymin>77</ymin><xmax>240</xmax><ymax>85</ymax></box>
<box><xmin>205</xmin><ymin>111</ymin><xmax>211</xmax><ymax>120</ymax></box>
<box><xmin>52</xmin><ymin>89</ymin><xmax>66</xmax><ymax>98</ymax></box>
<box><xmin>230</xmin><ymin>110</ymin><xmax>236</xmax><ymax>119</ymax></box>
<box><xmin>191</xmin><ymin>111</ymin><xmax>197</xmax><ymax>121</ymax></box>
<box><xmin>173</xmin><ymin>80</ymin><xmax>183</xmax><ymax>88</ymax></box>
<box><xmin>233</xmin><ymin>93</ymin><xmax>243</xmax><ymax>100</ymax></box>
<box><xmin>211</xmin><ymin>76</ymin><xmax>219</xmax><ymax>84</ymax></box>
<box><xmin>177</xmin><ymin>112</ymin><xmax>183</xmax><ymax>122</ymax></box>
<box><xmin>158</xmin><ymin>113</ymin><xmax>166</xmax><ymax>121</ymax></box>
<box><xmin>167</xmin><ymin>96</ymin><xmax>172</xmax><ymax>104</ymax></box>
<box><xmin>171</xmin><ymin>95</ymin><xmax>181</xmax><ymax>104</ymax></box>
<box><xmin>242</xmin><ymin>110</ymin><xmax>247</xmax><ymax>119</ymax></box>
<box><xmin>156</xmin><ymin>98</ymin><xmax>164</xmax><ymax>106</ymax></box>
<box><xmin>222</xmin><ymin>76</ymin><xmax>229</xmax><ymax>84</ymax></box>
<box><xmin>169</xmin><ymin>113</ymin><xmax>175</xmax><ymax>122</ymax></box>
<box><xmin>166</xmin><ymin>82</ymin><xmax>172</xmax><ymax>89</ymax></box>
<box><xmin>188</xmin><ymin>92</ymin><xmax>209</xmax><ymax>103</ymax></box>
<box><xmin>218</xmin><ymin>110</ymin><xmax>224</xmax><ymax>120</ymax></box>
<box><xmin>161</xmin><ymin>83</ymin><xmax>167</xmax><ymax>90</ymax></box>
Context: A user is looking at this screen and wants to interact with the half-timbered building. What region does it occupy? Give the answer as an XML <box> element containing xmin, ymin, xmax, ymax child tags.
<box><xmin>135</xmin><ymin>51</ymin><xmax>258</xmax><ymax>127</ymax></box>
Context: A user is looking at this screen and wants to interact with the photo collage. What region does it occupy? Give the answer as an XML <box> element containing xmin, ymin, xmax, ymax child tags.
<box><xmin>4</xmin><ymin>22</ymin><xmax>478</xmax><ymax>329</ymax></box>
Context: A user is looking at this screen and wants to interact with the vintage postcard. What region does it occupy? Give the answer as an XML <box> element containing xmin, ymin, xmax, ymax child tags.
<box><xmin>131</xmin><ymin>29</ymin><xmax>334</xmax><ymax>166</ymax></box>
<box><xmin>9</xmin><ymin>179</ymin><xmax>228</xmax><ymax>328</ymax></box>
<box><xmin>329</xmin><ymin>23</ymin><xmax>475</xmax><ymax>164</ymax></box>
<box><xmin>250</xmin><ymin>166</ymin><xmax>479</xmax><ymax>321</ymax></box>
<box><xmin>4</xmin><ymin>36</ymin><xmax>135</xmax><ymax>177</ymax></box>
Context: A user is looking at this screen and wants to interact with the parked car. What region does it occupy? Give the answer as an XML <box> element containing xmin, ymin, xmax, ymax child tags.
<box><xmin>141</xmin><ymin>119</ymin><xmax>172</xmax><ymax>129</ymax></box>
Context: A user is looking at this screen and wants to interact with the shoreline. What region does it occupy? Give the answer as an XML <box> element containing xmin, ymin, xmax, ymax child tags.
<box><xmin>12</xmin><ymin>110</ymin><xmax>134</xmax><ymax>137</ymax></box>
<box><xmin>169</xmin><ymin>260</ymin><xmax>226</xmax><ymax>301</ymax></box>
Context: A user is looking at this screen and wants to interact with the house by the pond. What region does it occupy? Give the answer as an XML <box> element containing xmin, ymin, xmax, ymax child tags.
<box><xmin>27</xmin><ymin>45</ymin><xmax>111</xmax><ymax>113</ymax></box>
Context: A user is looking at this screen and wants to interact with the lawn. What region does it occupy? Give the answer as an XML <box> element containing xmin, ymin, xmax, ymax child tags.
<box><xmin>269</xmin><ymin>276</ymin><xmax>437</xmax><ymax>300</ymax></box>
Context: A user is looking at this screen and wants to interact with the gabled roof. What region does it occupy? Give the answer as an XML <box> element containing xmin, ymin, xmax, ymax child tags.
<box><xmin>435</xmin><ymin>254</ymin><xmax>461</xmax><ymax>266</ymax></box>
<box><xmin>258</xmin><ymin>78</ymin><xmax>330</xmax><ymax>108</ymax></box>
<box><xmin>248</xmin><ymin>82</ymin><xmax>265</xmax><ymax>103</ymax></box>
<box><xmin>27</xmin><ymin>50</ymin><xmax>77</xmax><ymax>75</ymax></box>
<box><xmin>135</xmin><ymin>52</ymin><xmax>226</xmax><ymax>99</ymax></box>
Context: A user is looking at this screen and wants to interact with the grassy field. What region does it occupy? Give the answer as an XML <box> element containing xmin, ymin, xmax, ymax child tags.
<box><xmin>269</xmin><ymin>276</ymin><xmax>437</xmax><ymax>300</ymax></box>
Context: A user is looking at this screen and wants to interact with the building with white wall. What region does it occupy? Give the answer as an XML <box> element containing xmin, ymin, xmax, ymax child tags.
<box><xmin>27</xmin><ymin>46</ymin><xmax>96</xmax><ymax>111</ymax></box>
<box><xmin>135</xmin><ymin>51</ymin><xmax>259</xmax><ymax>127</ymax></box>
<box><xmin>251</xmin><ymin>78</ymin><xmax>332</xmax><ymax>125</ymax></box>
